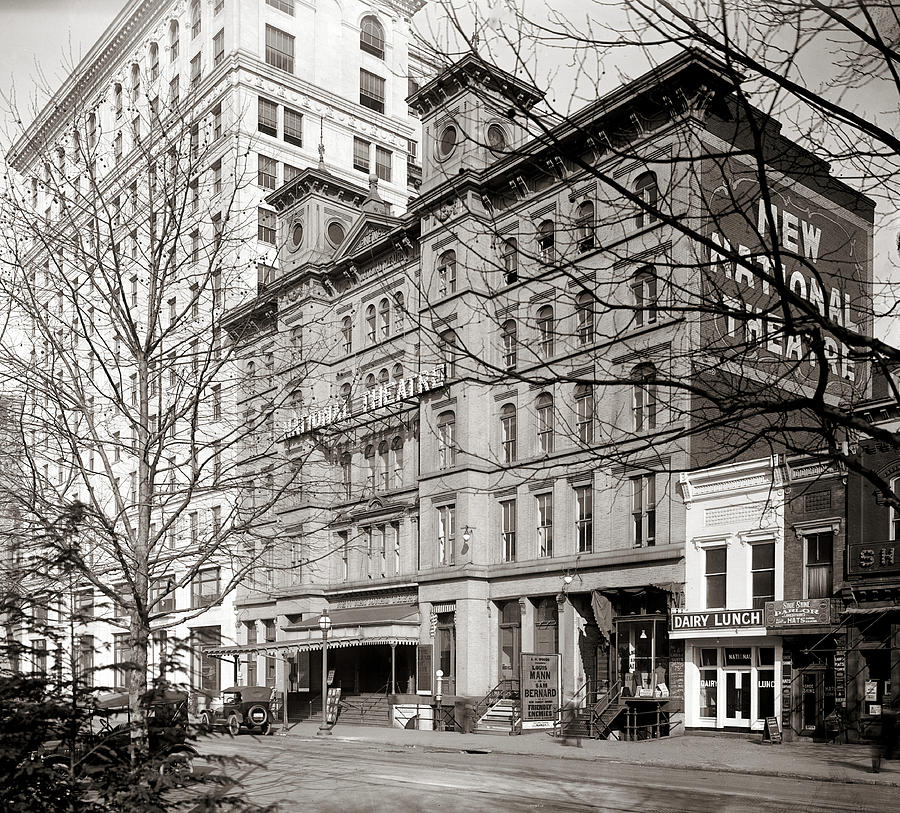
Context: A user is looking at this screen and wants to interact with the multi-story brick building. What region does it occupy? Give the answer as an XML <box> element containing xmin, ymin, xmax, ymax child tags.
<box><xmin>210</xmin><ymin>48</ymin><xmax>873</xmax><ymax>736</ymax></box>
<box><xmin>3</xmin><ymin>0</ymin><xmax>426</xmax><ymax>697</ymax></box>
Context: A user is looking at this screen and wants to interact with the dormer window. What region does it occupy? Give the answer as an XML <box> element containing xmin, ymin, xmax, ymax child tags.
<box><xmin>360</xmin><ymin>16</ymin><xmax>385</xmax><ymax>59</ymax></box>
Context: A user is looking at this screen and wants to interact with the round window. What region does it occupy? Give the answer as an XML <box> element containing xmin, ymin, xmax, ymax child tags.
<box><xmin>291</xmin><ymin>222</ymin><xmax>304</xmax><ymax>248</ymax></box>
<box><xmin>437</xmin><ymin>124</ymin><xmax>458</xmax><ymax>159</ymax></box>
<box><xmin>487</xmin><ymin>123</ymin><xmax>507</xmax><ymax>151</ymax></box>
<box><xmin>327</xmin><ymin>220</ymin><xmax>346</xmax><ymax>247</ymax></box>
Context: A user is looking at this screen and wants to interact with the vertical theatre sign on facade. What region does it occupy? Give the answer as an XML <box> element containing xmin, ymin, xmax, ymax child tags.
<box><xmin>701</xmin><ymin>155</ymin><xmax>869</xmax><ymax>392</ymax></box>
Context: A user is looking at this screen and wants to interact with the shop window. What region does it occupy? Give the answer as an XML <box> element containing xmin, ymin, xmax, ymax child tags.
<box><xmin>705</xmin><ymin>547</ymin><xmax>727</xmax><ymax>608</ymax></box>
<box><xmin>501</xmin><ymin>319</ymin><xmax>517</xmax><ymax>370</ymax></box>
<box><xmin>500</xmin><ymin>498</ymin><xmax>517</xmax><ymax>562</ymax></box>
<box><xmin>631</xmin><ymin>473</ymin><xmax>656</xmax><ymax>547</ymax></box>
<box><xmin>500</xmin><ymin>403</ymin><xmax>517</xmax><ymax>463</ymax></box>
<box><xmin>751</xmin><ymin>542</ymin><xmax>775</xmax><ymax>609</ymax></box>
<box><xmin>634</xmin><ymin>170</ymin><xmax>658</xmax><ymax>229</ymax></box>
<box><xmin>537</xmin><ymin>491</ymin><xmax>553</xmax><ymax>557</ymax></box>
<box><xmin>758</xmin><ymin>647</ymin><xmax>776</xmax><ymax>718</ymax></box>
<box><xmin>536</xmin><ymin>393</ymin><xmax>554</xmax><ymax>454</ymax></box>
<box><xmin>805</xmin><ymin>531</ymin><xmax>833</xmax><ymax>598</ymax></box>
<box><xmin>699</xmin><ymin>648</ymin><xmax>718</xmax><ymax>718</ymax></box>
<box><xmin>617</xmin><ymin>617</ymin><xmax>669</xmax><ymax>698</ymax></box>
<box><xmin>437</xmin><ymin>503</ymin><xmax>456</xmax><ymax>566</ymax></box>
<box><xmin>360</xmin><ymin>15</ymin><xmax>385</xmax><ymax>59</ymax></box>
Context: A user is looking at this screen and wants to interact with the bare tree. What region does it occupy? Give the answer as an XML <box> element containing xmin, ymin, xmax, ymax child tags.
<box><xmin>403</xmin><ymin>0</ymin><xmax>898</xmax><ymax>505</ymax></box>
<box><xmin>0</xmin><ymin>58</ymin><xmax>318</xmax><ymax>740</ymax></box>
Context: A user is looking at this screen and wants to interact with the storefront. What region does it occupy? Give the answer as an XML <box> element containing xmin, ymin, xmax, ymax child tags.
<box><xmin>673</xmin><ymin>608</ymin><xmax>782</xmax><ymax>732</ymax></box>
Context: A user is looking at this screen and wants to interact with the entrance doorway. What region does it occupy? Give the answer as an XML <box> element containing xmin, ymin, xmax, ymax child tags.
<box><xmin>725</xmin><ymin>671</ymin><xmax>751</xmax><ymax>725</ymax></box>
<box><xmin>499</xmin><ymin>601</ymin><xmax>522</xmax><ymax>683</ymax></box>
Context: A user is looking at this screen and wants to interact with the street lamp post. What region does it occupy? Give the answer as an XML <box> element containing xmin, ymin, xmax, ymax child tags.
<box><xmin>317</xmin><ymin>609</ymin><xmax>332</xmax><ymax>736</ymax></box>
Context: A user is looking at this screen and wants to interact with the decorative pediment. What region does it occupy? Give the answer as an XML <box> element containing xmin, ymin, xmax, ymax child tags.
<box><xmin>332</xmin><ymin>212</ymin><xmax>404</xmax><ymax>265</ymax></box>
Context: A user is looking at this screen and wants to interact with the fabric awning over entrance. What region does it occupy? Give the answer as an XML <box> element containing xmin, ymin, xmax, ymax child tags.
<box><xmin>203</xmin><ymin>604</ymin><xmax>420</xmax><ymax>659</ymax></box>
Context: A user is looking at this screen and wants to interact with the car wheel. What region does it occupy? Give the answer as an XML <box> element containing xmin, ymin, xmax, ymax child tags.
<box><xmin>199</xmin><ymin>712</ymin><xmax>212</xmax><ymax>732</ymax></box>
<box><xmin>159</xmin><ymin>748</ymin><xmax>195</xmax><ymax>778</ymax></box>
<box><xmin>227</xmin><ymin>714</ymin><xmax>240</xmax><ymax>736</ymax></box>
<box><xmin>259</xmin><ymin>721</ymin><xmax>271</xmax><ymax>736</ymax></box>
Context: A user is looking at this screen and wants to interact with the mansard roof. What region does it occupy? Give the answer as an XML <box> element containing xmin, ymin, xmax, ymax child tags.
<box><xmin>407</xmin><ymin>52</ymin><xmax>544</xmax><ymax>117</ymax></box>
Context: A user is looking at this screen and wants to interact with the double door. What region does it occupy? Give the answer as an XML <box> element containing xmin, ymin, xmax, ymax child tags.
<box><xmin>724</xmin><ymin>670</ymin><xmax>752</xmax><ymax>726</ymax></box>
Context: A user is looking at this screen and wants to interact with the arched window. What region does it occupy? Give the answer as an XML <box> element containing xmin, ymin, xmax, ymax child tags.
<box><xmin>536</xmin><ymin>393</ymin><xmax>554</xmax><ymax>454</ymax></box>
<box><xmin>378</xmin><ymin>297</ymin><xmax>390</xmax><ymax>339</ymax></box>
<box><xmin>341</xmin><ymin>315</ymin><xmax>353</xmax><ymax>354</ymax></box>
<box><xmin>391</xmin><ymin>436</ymin><xmax>404</xmax><ymax>488</ymax></box>
<box><xmin>576</xmin><ymin>291</ymin><xmax>594</xmax><ymax>346</ymax></box>
<box><xmin>339</xmin><ymin>382</ymin><xmax>351</xmax><ymax>402</ymax></box>
<box><xmin>340</xmin><ymin>452</ymin><xmax>352</xmax><ymax>498</ymax></box>
<box><xmin>437</xmin><ymin>410</ymin><xmax>456</xmax><ymax>469</ymax></box>
<box><xmin>365</xmin><ymin>373</ymin><xmax>376</xmax><ymax>391</ymax></box>
<box><xmin>537</xmin><ymin>220</ymin><xmax>554</xmax><ymax>262</ymax></box>
<box><xmin>113</xmin><ymin>82</ymin><xmax>123</xmax><ymax>118</ymax></box>
<box><xmin>632</xmin><ymin>363</ymin><xmax>658</xmax><ymax>432</ymax></box>
<box><xmin>149</xmin><ymin>42</ymin><xmax>160</xmax><ymax>81</ymax></box>
<box><xmin>394</xmin><ymin>291</ymin><xmax>405</xmax><ymax>332</ymax></box>
<box><xmin>378</xmin><ymin>440</ymin><xmax>390</xmax><ymax>491</ymax></box>
<box><xmin>169</xmin><ymin>19</ymin><xmax>180</xmax><ymax>62</ymax></box>
<box><xmin>575</xmin><ymin>200</ymin><xmax>595</xmax><ymax>252</ymax></box>
<box><xmin>501</xmin><ymin>319</ymin><xmax>517</xmax><ymax>370</ymax></box>
<box><xmin>631</xmin><ymin>266</ymin><xmax>658</xmax><ymax>327</ymax></box>
<box><xmin>392</xmin><ymin>363</ymin><xmax>404</xmax><ymax>381</ymax></box>
<box><xmin>574</xmin><ymin>384</ymin><xmax>594</xmax><ymax>444</ymax></box>
<box><xmin>502</xmin><ymin>238</ymin><xmax>518</xmax><ymax>284</ymax></box>
<box><xmin>634</xmin><ymin>171</ymin><xmax>658</xmax><ymax>229</ymax></box>
<box><xmin>536</xmin><ymin>305</ymin><xmax>554</xmax><ymax>359</ymax></box>
<box><xmin>360</xmin><ymin>15</ymin><xmax>385</xmax><ymax>59</ymax></box>
<box><xmin>365</xmin><ymin>303</ymin><xmax>376</xmax><ymax>343</ymax></box>
<box><xmin>378</xmin><ymin>368</ymin><xmax>389</xmax><ymax>386</ymax></box>
<box><xmin>500</xmin><ymin>403</ymin><xmax>517</xmax><ymax>463</ymax></box>
<box><xmin>364</xmin><ymin>444</ymin><xmax>376</xmax><ymax>491</ymax></box>
<box><xmin>87</xmin><ymin>112</ymin><xmax>97</xmax><ymax>153</ymax></box>
<box><xmin>437</xmin><ymin>250</ymin><xmax>457</xmax><ymax>296</ymax></box>
<box><xmin>130</xmin><ymin>63</ymin><xmax>141</xmax><ymax>97</ymax></box>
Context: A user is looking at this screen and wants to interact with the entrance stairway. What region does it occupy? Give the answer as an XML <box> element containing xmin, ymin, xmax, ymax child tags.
<box><xmin>557</xmin><ymin>681</ymin><xmax>626</xmax><ymax>739</ymax></box>
<box><xmin>475</xmin><ymin>698</ymin><xmax>520</xmax><ymax>734</ymax></box>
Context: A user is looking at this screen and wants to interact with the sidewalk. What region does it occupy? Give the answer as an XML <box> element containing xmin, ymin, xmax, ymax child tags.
<box><xmin>273</xmin><ymin>720</ymin><xmax>900</xmax><ymax>786</ymax></box>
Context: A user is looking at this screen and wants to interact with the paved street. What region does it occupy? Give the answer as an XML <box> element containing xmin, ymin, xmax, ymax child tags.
<box><xmin>200</xmin><ymin>731</ymin><xmax>900</xmax><ymax>812</ymax></box>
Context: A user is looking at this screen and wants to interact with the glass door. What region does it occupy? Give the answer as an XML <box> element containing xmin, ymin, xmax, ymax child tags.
<box><xmin>725</xmin><ymin>671</ymin><xmax>751</xmax><ymax>725</ymax></box>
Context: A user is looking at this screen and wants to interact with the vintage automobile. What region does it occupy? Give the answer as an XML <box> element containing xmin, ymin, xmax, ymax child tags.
<box><xmin>199</xmin><ymin>686</ymin><xmax>275</xmax><ymax>735</ymax></box>
<box><xmin>39</xmin><ymin>688</ymin><xmax>198</xmax><ymax>776</ymax></box>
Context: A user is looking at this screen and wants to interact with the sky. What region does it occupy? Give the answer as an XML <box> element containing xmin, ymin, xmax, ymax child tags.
<box><xmin>0</xmin><ymin>0</ymin><xmax>123</xmax><ymax>122</ymax></box>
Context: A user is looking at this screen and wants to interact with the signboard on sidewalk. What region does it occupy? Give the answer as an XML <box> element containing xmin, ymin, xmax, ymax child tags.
<box><xmin>764</xmin><ymin>598</ymin><xmax>831</xmax><ymax>628</ymax></box>
<box><xmin>325</xmin><ymin>687</ymin><xmax>341</xmax><ymax>724</ymax></box>
<box><xmin>520</xmin><ymin>653</ymin><xmax>560</xmax><ymax>729</ymax></box>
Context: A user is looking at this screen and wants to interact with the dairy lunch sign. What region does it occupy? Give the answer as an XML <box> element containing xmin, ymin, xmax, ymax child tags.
<box><xmin>670</xmin><ymin>609</ymin><xmax>764</xmax><ymax>631</ymax></box>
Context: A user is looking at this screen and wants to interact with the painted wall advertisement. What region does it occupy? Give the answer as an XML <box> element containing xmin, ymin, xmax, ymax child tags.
<box><xmin>520</xmin><ymin>653</ymin><xmax>560</xmax><ymax>729</ymax></box>
<box><xmin>701</xmin><ymin>155</ymin><xmax>869</xmax><ymax>394</ymax></box>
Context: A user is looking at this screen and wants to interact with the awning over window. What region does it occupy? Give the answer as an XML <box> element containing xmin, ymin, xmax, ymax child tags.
<box><xmin>203</xmin><ymin>604</ymin><xmax>420</xmax><ymax>659</ymax></box>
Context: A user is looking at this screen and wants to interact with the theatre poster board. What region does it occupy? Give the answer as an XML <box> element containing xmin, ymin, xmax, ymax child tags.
<box><xmin>520</xmin><ymin>653</ymin><xmax>560</xmax><ymax>730</ymax></box>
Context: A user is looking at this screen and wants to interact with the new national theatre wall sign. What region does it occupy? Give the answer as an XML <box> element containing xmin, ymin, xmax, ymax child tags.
<box><xmin>281</xmin><ymin>365</ymin><xmax>447</xmax><ymax>439</ymax></box>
